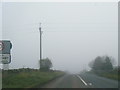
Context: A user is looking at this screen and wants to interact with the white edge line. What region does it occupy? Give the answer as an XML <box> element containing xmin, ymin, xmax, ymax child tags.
<box><xmin>76</xmin><ymin>75</ymin><xmax>88</xmax><ymax>86</ymax></box>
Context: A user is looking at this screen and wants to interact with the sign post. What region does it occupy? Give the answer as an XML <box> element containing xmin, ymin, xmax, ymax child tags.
<box><xmin>0</xmin><ymin>40</ymin><xmax>12</xmax><ymax>70</ymax></box>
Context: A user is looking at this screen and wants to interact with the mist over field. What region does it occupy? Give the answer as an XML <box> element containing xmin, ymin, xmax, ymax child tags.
<box><xmin>1</xmin><ymin>2</ymin><xmax>118</xmax><ymax>73</ymax></box>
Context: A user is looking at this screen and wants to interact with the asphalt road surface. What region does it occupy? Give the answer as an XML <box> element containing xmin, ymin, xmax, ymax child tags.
<box><xmin>41</xmin><ymin>72</ymin><xmax>118</xmax><ymax>88</ymax></box>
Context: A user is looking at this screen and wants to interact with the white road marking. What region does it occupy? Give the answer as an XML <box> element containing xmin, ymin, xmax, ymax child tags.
<box><xmin>76</xmin><ymin>75</ymin><xmax>88</xmax><ymax>86</ymax></box>
<box><xmin>89</xmin><ymin>83</ymin><xmax>92</xmax><ymax>85</ymax></box>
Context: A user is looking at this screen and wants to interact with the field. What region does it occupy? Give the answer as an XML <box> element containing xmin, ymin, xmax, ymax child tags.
<box><xmin>2</xmin><ymin>68</ymin><xmax>65</xmax><ymax>88</ymax></box>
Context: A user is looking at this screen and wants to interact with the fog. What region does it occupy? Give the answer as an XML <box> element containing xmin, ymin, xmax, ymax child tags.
<box><xmin>1</xmin><ymin>2</ymin><xmax>118</xmax><ymax>73</ymax></box>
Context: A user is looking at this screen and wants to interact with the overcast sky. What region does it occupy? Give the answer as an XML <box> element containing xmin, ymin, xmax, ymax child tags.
<box><xmin>1</xmin><ymin>2</ymin><xmax>118</xmax><ymax>73</ymax></box>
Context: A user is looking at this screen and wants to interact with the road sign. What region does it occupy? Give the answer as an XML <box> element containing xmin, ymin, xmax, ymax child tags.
<box><xmin>0</xmin><ymin>54</ymin><xmax>11</xmax><ymax>64</ymax></box>
<box><xmin>0</xmin><ymin>40</ymin><xmax>12</xmax><ymax>64</ymax></box>
<box><xmin>0</xmin><ymin>40</ymin><xmax>12</xmax><ymax>54</ymax></box>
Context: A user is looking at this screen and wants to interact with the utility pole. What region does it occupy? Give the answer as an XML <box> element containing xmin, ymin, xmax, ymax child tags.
<box><xmin>39</xmin><ymin>23</ymin><xmax>42</xmax><ymax>61</ymax></box>
<box><xmin>39</xmin><ymin>23</ymin><xmax>42</xmax><ymax>70</ymax></box>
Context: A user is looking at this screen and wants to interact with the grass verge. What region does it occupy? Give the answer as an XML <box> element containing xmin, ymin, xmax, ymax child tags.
<box><xmin>87</xmin><ymin>70</ymin><xmax>119</xmax><ymax>81</ymax></box>
<box><xmin>2</xmin><ymin>69</ymin><xmax>65</xmax><ymax>88</ymax></box>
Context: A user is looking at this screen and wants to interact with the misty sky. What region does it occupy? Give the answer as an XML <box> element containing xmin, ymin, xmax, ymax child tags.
<box><xmin>1</xmin><ymin>2</ymin><xmax>118</xmax><ymax>73</ymax></box>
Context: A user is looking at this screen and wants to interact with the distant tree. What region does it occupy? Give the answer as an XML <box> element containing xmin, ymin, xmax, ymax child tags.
<box><xmin>39</xmin><ymin>58</ymin><xmax>53</xmax><ymax>71</ymax></box>
<box><xmin>104</xmin><ymin>56</ymin><xmax>113</xmax><ymax>71</ymax></box>
<box><xmin>89</xmin><ymin>56</ymin><xmax>113</xmax><ymax>72</ymax></box>
<box><xmin>92</xmin><ymin>56</ymin><xmax>103</xmax><ymax>70</ymax></box>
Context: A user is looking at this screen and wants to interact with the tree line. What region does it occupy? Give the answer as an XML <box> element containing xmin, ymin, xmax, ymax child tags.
<box><xmin>88</xmin><ymin>55</ymin><xmax>119</xmax><ymax>73</ymax></box>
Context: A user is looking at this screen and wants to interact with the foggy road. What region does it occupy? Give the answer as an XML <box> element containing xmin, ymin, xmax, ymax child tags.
<box><xmin>41</xmin><ymin>74</ymin><xmax>92</xmax><ymax>88</ymax></box>
<box><xmin>41</xmin><ymin>73</ymin><xmax>118</xmax><ymax>88</ymax></box>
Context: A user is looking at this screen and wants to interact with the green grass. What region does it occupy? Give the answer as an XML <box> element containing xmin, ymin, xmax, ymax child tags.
<box><xmin>87</xmin><ymin>70</ymin><xmax>120</xmax><ymax>81</ymax></box>
<box><xmin>98</xmin><ymin>73</ymin><xmax>119</xmax><ymax>81</ymax></box>
<box><xmin>2</xmin><ymin>70</ymin><xmax>65</xmax><ymax>88</ymax></box>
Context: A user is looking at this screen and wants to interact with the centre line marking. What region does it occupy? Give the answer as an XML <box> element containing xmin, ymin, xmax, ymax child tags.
<box><xmin>76</xmin><ymin>75</ymin><xmax>88</xmax><ymax>86</ymax></box>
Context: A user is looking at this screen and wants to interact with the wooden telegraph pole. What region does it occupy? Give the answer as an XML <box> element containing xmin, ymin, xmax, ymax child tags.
<box><xmin>39</xmin><ymin>23</ymin><xmax>42</xmax><ymax>69</ymax></box>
